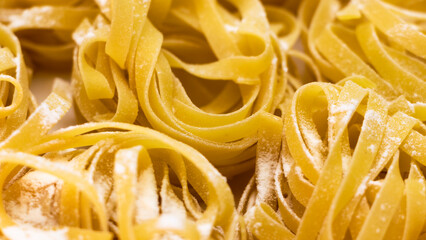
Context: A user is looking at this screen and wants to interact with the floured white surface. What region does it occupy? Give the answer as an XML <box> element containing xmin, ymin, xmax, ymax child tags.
<box><xmin>3</xmin><ymin>225</ymin><xmax>68</xmax><ymax>240</ymax></box>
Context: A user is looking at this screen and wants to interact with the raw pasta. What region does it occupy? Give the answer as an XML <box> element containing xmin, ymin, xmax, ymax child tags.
<box><xmin>300</xmin><ymin>0</ymin><xmax>426</xmax><ymax>120</ymax></box>
<box><xmin>70</xmin><ymin>0</ymin><xmax>304</xmax><ymax>177</ymax></box>
<box><xmin>0</xmin><ymin>24</ymin><xmax>31</xmax><ymax>140</ymax></box>
<box><xmin>241</xmin><ymin>77</ymin><xmax>426</xmax><ymax>240</ymax></box>
<box><xmin>0</xmin><ymin>0</ymin><xmax>425</xmax><ymax>239</ymax></box>
<box><xmin>0</xmin><ymin>81</ymin><xmax>235</xmax><ymax>239</ymax></box>
<box><xmin>0</xmin><ymin>0</ymin><xmax>98</xmax><ymax>68</ymax></box>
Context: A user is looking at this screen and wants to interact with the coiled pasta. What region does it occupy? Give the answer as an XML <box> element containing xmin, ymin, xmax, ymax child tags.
<box><xmin>240</xmin><ymin>77</ymin><xmax>426</xmax><ymax>240</ymax></box>
<box><xmin>0</xmin><ymin>24</ymin><xmax>31</xmax><ymax>141</ymax></box>
<box><xmin>0</xmin><ymin>83</ymin><xmax>235</xmax><ymax>240</ymax></box>
<box><xmin>0</xmin><ymin>0</ymin><xmax>98</xmax><ymax>68</ymax></box>
<box><xmin>71</xmin><ymin>0</ymin><xmax>304</xmax><ymax>177</ymax></box>
<box><xmin>300</xmin><ymin>0</ymin><xmax>426</xmax><ymax>120</ymax></box>
<box><xmin>0</xmin><ymin>0</ymin><xmax>425</xmax><ymax>239</ymax></box>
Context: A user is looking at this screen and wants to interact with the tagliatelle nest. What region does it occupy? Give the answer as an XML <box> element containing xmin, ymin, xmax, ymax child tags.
<box><xmin>0</xmin><ymin>0</ymin><xmax>425</xmax><ymax>239</ymax></box>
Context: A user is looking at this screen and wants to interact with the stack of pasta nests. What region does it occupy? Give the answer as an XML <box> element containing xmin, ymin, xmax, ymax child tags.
<box><xmin>0</xmin><ymin>0</ymin><xmax>425</xmax><ymax>239</ymax></box>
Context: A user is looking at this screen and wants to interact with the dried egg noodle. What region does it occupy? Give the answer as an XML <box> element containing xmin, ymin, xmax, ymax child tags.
<box><xmin>0</xmin><ymin>82</ymin><xmax>235</xmax><ymax>240</ymax></box>
<box><xmin>239</xmin><ymin>77</ymin><xmax>426</xmax><ymax>240</ymax></box>
<box><xmin>70</xmin><ymin>0</ymin><xmax>302</xmax><ymax>177</ymax></box>
<box><xmin>0</xmin><ymin>24</ymin><xmax>31</xmax><ymax>141</ymax></box>
<box><xmin>0</xmin><ymin>0</ymin><xmax>425</xmax><ymax>240</ymax></box>
<box><xmin>0</xmin><ymin>0</ymin><xmax>99</xmax><ymax>68</ymax></box>
<box><xmin>300</xmin><ymin>0</ymin><xmax>426</xmax><ymax>120</ymax></box>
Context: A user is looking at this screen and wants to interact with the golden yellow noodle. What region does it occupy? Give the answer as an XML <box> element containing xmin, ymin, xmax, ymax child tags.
<box><xmin>0</xmin><ymin>0</ymin><xmax>98</xmax><ymax>68</ymax></box>
<box><xmin>0</xmin><ymin>0</ymin><xmax>425</xmax><ymax>239</ymax></box>
<box><xmin>241</xmin><ymin>77</ymin><xmax>426</xmax><ymax>240</ymax></box>
<box><xmin>0</xmin><ymin>82</ymin><xmax>235</xmax><ymax>239</ymax></box>
<box><xmin>299</xmin><ymin>0</ymin><xmax>426</xmax><ymax>120</ymax></box>
<box><xmin>0</xmin><ymin>24</ymin><xmax>31</xmax><ymax>140</ymax></box>
<box><xmin>71</xmin><ymin>0</ymin><xmax>304</xmax><ymax>178</ymax></box>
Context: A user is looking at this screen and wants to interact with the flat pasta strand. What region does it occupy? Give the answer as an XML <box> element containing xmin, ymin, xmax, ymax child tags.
<box><xmin>0</xmin><ymin>0</ymin><xmax>425</xmax><ymax>239</ymax></box>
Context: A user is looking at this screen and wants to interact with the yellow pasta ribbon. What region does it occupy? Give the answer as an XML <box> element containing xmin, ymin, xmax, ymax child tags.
<box><xmin>1</xmin><ymin>0</ymin><xmax>425</xmax><ymax>239</ymax></box>
<box><xmin>301</xmin><ymin>0</ymin><xmax>426</xmax><ymax>121</ymax></box>
<box><xmin>0</xmin><ymin>24</ymin><xmax>30</xmax><ymax>140</ymax></box>
<box><xmin>1</xmin><ymin>2</ymin><xmax>98</xmax><ymax>67</ymax></box>
<box><xmin>246</xmin><ymin>76</ymin><xmax>426</xmax><ymax>239</ymax></box>
<box><xmin>70</xmin><ymin>0</ymin><xmax>304</xmax><ymax>179</ymax></box>
<box><xmin>0</xmin><ymin>83</ymin><xmax>236</xmax><ymax>239</ymax></box>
